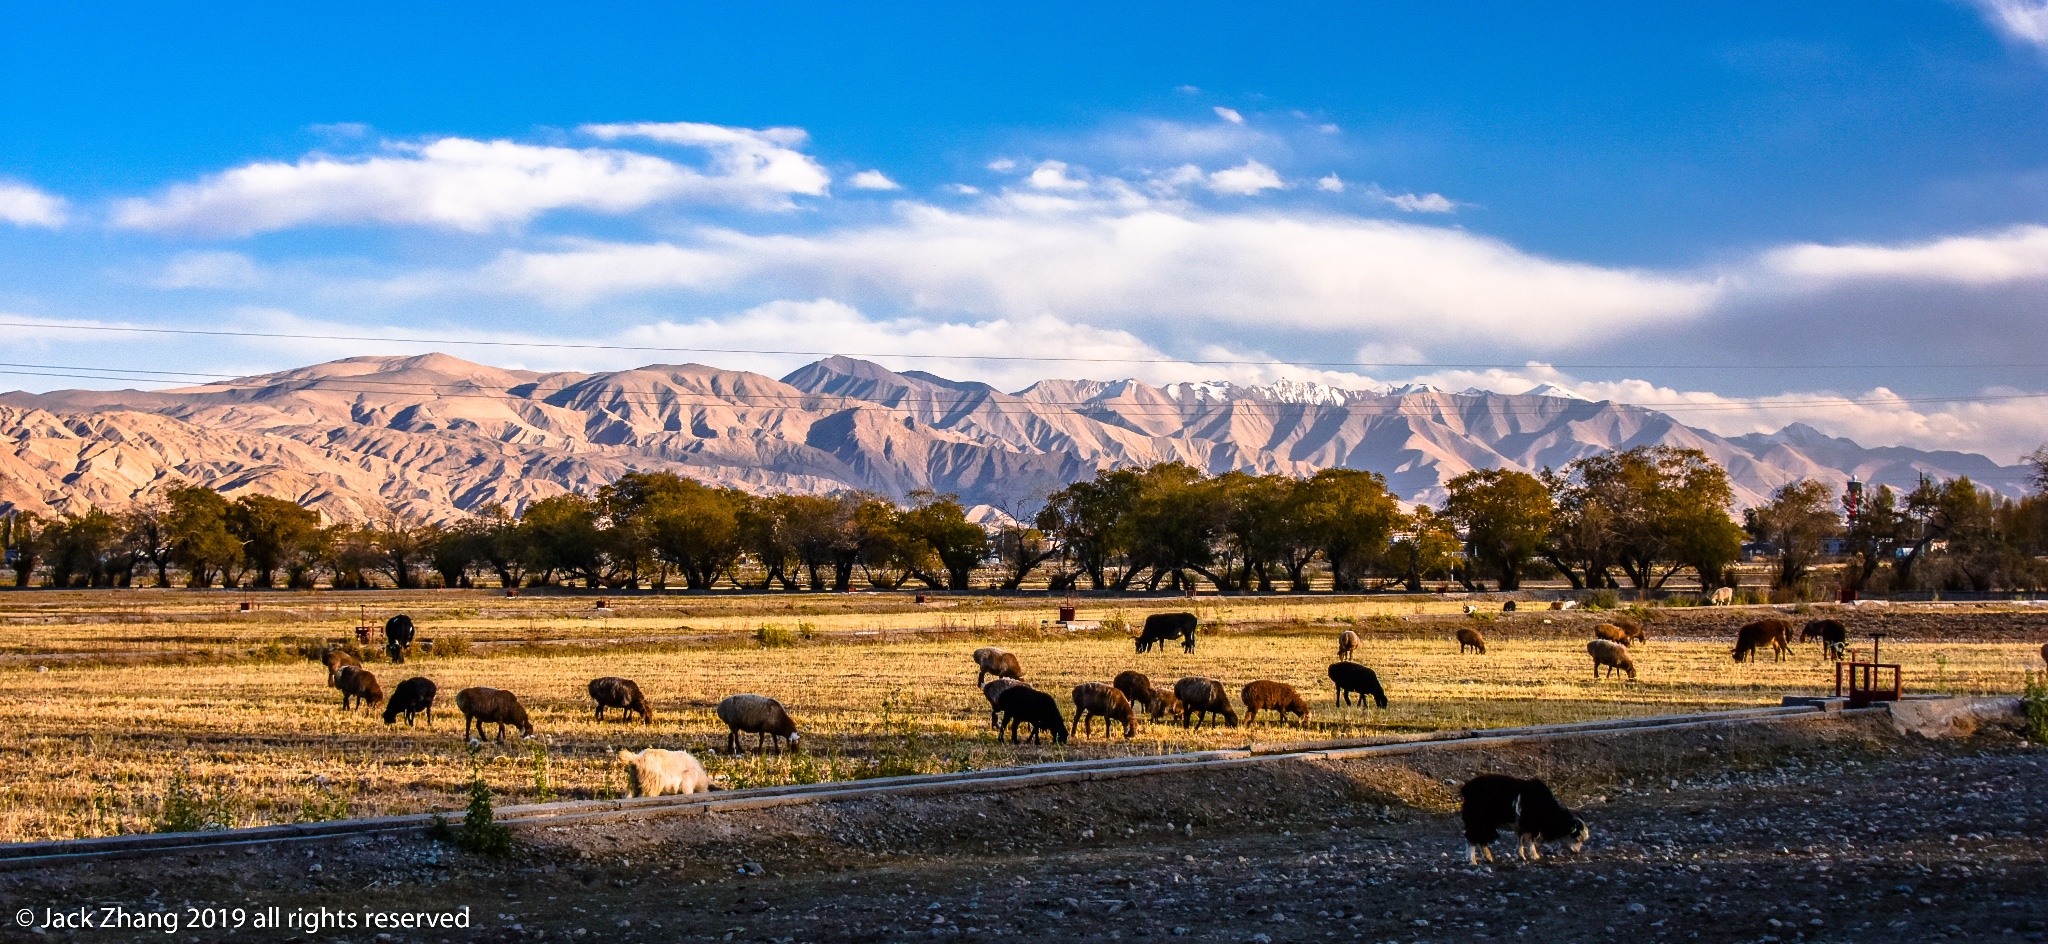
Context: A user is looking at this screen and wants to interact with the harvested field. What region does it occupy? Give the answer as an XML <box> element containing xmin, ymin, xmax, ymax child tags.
<box><xmin>0</xmin><ymin>590</ymin><xmax>2041</xmax><ymax>843</ymax></box>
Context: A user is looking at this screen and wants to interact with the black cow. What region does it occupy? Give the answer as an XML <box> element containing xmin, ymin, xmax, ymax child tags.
<box><xmin>384</xmin><ymin>615</ymin><xmax>416</xmax><ymax>663</ymax></box>
<box><xmin>1135</xmin><ymin>612</ymin><xmax>1198</xmax><ymax>654</ymax></box>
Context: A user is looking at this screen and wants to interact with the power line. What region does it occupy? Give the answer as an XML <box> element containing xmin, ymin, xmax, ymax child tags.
<box><xmin>0</xmin><ymin>362</ymin><xmax>2043</xmax><ymax>418</ymax></box>
<box><xmin>3</xmin><ymin>320</ymin><xmax>2046</xmax><ymax>371</ymax></box>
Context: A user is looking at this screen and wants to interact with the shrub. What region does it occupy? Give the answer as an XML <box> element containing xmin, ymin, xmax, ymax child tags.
<box><xmin>1585</xmin><ymin>589</ymin><xmax>1620</xmax><ymax>611</ymax></box>
<box><xmin>155</xmin><ymin>765</ymin><xmax>209</xmax><ymax>834</ymax></box>
<box><xmin>2023</xmin><ymin>674</ymin><xmax>2048</xmax><ymax>745</ymax></box>
<box><xmin>297</xmin><ymin>782</ymin><xmax>349</xmax><ymax>823</ymax></box>
<box><xmin>530</xmin><ymin>741</ymin><xmax>554</xmax><ymax>802</ymax></box>
<box><xmin>754</xmin><ymin>623</ymin><xmax>799</xmax><ymax>647</ymax></box>
<box><xmin>427</xmin><ymin>634</ymin><xmax>471</xmax><ymax>658</ymax></box>
<box><xmin>438</xmin><ymin>748</ymin><xmax>512</xmax><ymax>856</ymax></box>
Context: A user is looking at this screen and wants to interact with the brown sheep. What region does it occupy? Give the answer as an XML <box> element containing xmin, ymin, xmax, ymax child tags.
<box><xmin>1337</xmin><ymin>630</ymin><xmax>1359</xmax><ymax>661</ymax></box>
<box><xmin>1071</xmin><ymin>682</ymin><xmax>1136</xmax><ymax>738</ymax></box>
<box><xmin>1588</xmin><ymin>639</ymin><xmax>1636</xmax><ymax>680</ymax></box>
<box><xmin>1610</xmin><ymin>617</ymin><xmax>1648</xmax><ymax>644</ymax></box>
<box><xmin>1174</xmin><ymin>677</ymin><xmax>1238</xmax><ymax>729</ymax></box>
<box><xmin>716</xmin><ymin>693</ymin><xmax>800</xmax><ymax>755</ymax></box>
<box><xmin>321</xmin><ymin>646</ymin><xmax>361</xmax><ymax>685</ymax></box>
<box><xmin>2041</xmin><ymin>641</ymin><xmax>2047</xmax><ymax>665</ymax></box>
<box><xmin>982</xmin><ymin>678</ymin><xmax>1030</xmax><ymax>729</ymax></box>
<box><xmin>972</xmin><ymin>647</ymin><xmax>1024</xmax><ymax>686</ymax></box>
<box><xmin>335</xmin><ymin>665</ymin><xmax>384</xmax><ymax>711</ymax></box>
<box><xmin>1733</xmin><ymin>618</ymin><xmax>1794</xmax><ymax>662</ymax></box>
<box><xmin>456</xmin><ymin>687</ymin><xmax>533</xmax><ymax>742</ymax></box>
<box><xmin>588</xmin><ymin>676</ymin><xmax>654</xmax><ymax>723</ymax></box>
<box><xmin>1112</xmin><ymin>670</ymin><xmax>1166</xmax><ymax>719</ymax></box>
<box><xmin>1240</xmin><ymin>679</ymin><xmax>1310</xmax><ymax>726</ymax></box>
<box><xmin>1592</xmin><ymin>623</ymin><xmax>1644</xmax><ymax>647</ymax></box>
<box><xmin>1456</xmin><ymin>627</ymin><xmax>1487</xmax><ymax>655</ymax></box>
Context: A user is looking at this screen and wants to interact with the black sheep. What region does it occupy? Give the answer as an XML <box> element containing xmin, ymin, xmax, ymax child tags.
<box><xmin>1135</xmin><ymin>612</ymin><xmax>1197</xmax><ymax>654</ymax></box>
<box><xmin>382</xmin><ymin>676</ymin><xmax>437</xmax><ymax>726</ymax></box>
<box><xmin>456</xmin><ymin>686</ymin><xmax>533</xmax><ymax>742</ymax></box>
<box><xmin>1327</xmin><ymin>661</ymin><xmax>1389</xmax><ymax>708</ymax></box>
<box><xmin>383</xmin><ymin>615</ymin><xmax>416</xmax><ymax>664</ymax></box>
<box><xmin>995</xmin><ymin>685</ymin><xmax>1069</xmax><ymax>744</ymax></box>
<box><xmin>1459</xmin><ymin>774</ymin><xmax>1589</xmax><ymax>864</ymax></box>
<box><xmin>1800</xmin><ymin>619</ymin><xmax>1848</xmax><ymax>661</ymax></box>
<box><xmin>588</xmin><ymin>676</ymin><xmax>654</xmax><ymax>723</ymax></box>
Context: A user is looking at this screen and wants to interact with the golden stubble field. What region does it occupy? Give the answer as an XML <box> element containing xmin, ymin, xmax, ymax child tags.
<box><xmin>0</xmin><ymin>590</ymin><xmax>2041</xmax><ymax>843</ymax></box>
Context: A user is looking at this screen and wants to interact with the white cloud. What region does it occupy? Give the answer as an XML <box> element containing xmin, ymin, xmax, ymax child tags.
<box><xmin>154</xmin><ymin>251</ymin><xmax>263</xmax><ymax>289</ymax></box>
<box><xmin>115</xmin><ymin>124</ymin><xmax>829</xmax><ymax>235</ymax></box>
<box><xmin>1213</xmin><ymin>106</ymin><xmax>1245</xmax><ymax>124</ymax></box>
<box><xmin>847</xmin><ymin>169</ymin><xmax>902</xmax><ymax>191</ymax></box>
<box><xmin>986</xmin><ymin>158</ymin><xmax>1017</xmax><ymax>172</ymax></box>
<box><xmin>1761</xmin><ymin>224</ymin><xmax>2048</xmax><ymax>285</ymax></box>
<box><xmin>1026</xmin><ymin>160</ymin><xmax>1089</xmax><ymax>191</ymax></box>
<box><xmin>0</xmin><ymin>181</ymin><xmax>66</xmax><ymax>227</ymax></box>
<box><xmin>1319</xmin><ymin>123</ymin><xmax>1341</xmax><ymax>134</ymax></box>
<box><xmin>1386</xmin><ymin>191</ymin><xmax>1457</xmax><ymax>213</ymax></box>
<box><xmin>1205</xmin><ymin>160</ymin><xmax>1285</xmax><ymax>196</ymax></box>
<box><xmin>1967</xmin><ymin>0</ymin><xmax>2048</xmax><ymax>49</ymax></box>
<box><xmin>946</xmin><ymin>183</ymin><xmax>982</xmax><ymax>195</ymax></box>
<box><xmin>465</xmin><ymin>199</ymin><xmax>1720</xmax><ymax>348</ymax></box>
<box><xmin>1175</xmin><ymin>84</ymin><xmax>1201</xmax><ymax>94</ymax></box>
<box><xmin>1316</xmin><ymin>173</ymin><xmax>1345</xmax><ymax>193</ymax></box>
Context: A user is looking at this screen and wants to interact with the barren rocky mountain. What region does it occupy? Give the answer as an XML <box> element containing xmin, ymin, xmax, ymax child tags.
<box><xmin>0</xmin><ymin>352</ymin><xmax>2028</xmax><ymax>522</ymax></box>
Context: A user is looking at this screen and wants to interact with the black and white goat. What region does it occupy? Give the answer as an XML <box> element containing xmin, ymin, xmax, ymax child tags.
<box><xmin>1458</xmin><ymin>774</ymin><xmax>1589</xmax><ymax>864</ymax></box>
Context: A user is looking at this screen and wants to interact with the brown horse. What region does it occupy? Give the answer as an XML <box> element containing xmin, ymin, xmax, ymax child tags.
<box><xmin>1733</xmin><ymin>618</ymin><xmax>1794</xmax><ymax>662</ymax></box>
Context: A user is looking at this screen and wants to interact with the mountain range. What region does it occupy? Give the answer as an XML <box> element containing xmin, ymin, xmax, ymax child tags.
<box><xmin>0</xmin><ymin>353</ymin><xmax>2029</xmax><ymax>524</ymax></box>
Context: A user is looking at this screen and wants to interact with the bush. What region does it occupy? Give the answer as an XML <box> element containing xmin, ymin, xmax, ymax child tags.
<box><xmin>2024</xmin><ymin>674</ymin><xmax>2048</xmax><ymax>746</ymax></box>
<box><xmin>1585</xmin><ymin>589</ymin><xmax>1620</xmax><ymax>611</ymax></box>
<box><xmin>442</xmin><ymin>765</ymin><xmax>512</xmax><ymax>855</ymax></box>
<box><xmin>297</xmin><ymin>782</ymin><xmax>349</xmax><ymax>823</ymax></box>
<box><xmin>754</xmin><ymin>623</ymin><xmax>799</xmax><ymax>647</ymax></box>
<box><xmin>427</xmin><ymin>634</ymin><xmax>470</xmax><ymax>658</ymax></box>
<box><xmin>155</xmin><ymin>765</ymin><xmax>210</xmax><ymax>834</ymax></box>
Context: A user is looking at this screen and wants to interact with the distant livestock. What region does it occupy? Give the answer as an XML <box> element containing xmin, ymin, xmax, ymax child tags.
<box><xmin>382</xmin><ymin>676</ymin><xmax>437</xmax><ymax>726</ymax></box>
<box><xmin>1457</xmin><ymin>627</ymin><xmax>1487</xmax><ymax>655</ymax></box>
<box><xmin>1588</xmin><ymin>639</ymin><xmax>1636</xmax><ymax>680</ymax></box>
<box><xmin>383</xmin><ymin>615</ymin><xmax>416</xmax><ymax>664</ymax></box>
<box><xmin>1460</xmin><ymin>774</ymin><xmax>1589</xmax><ymax>864</ymax></box>
<box><xmin>1174</xmin><ymin>677</ymin><xmax>1238</xmax><ymax>729</ymax></box>
<box><xmin>1710</xmin><ymin>587</ymin><xmax>1735</xmax><ymax>606</ymax></box>
<box><xmin>982</xmin><ymin>678</ymin><xmax>1030</xmax><ymax>729</ymax></box>
<box><xmin>2041</xmin><ymin>641</ymin><xmax>2047</xmax><ymax>665</ymax></box>
<box><xmin>973</xmin><ymin>647</ymin><xmax>1025</xmax><ymax>686</ymax></box>
<box><xmin>588</xmin><ymin>676</ymin><xmax>654</xmax><ymax>723</ymax></box>
<box><xmin>1136</xmin><ymin>612</ymin><xmax>1198</xmax><ymax>654</ymax></box>
<box><xmin>335</xmin><ymin>665</ymin><xmax>384</xmax><ymax>711</ymax></box>
<box><xmin>1071</xmin><ymin>682</ymin><xmax>1136</xmax><ymax>738</ymax></box>
<box><xmin>1800</xmin><ymin>619</ymin><xmax>1848</xmax><ymax>660</ymax></box>
<box><xmin>995</xmin><ymin>685</ymin><xmax>1069</xmax><ymax>744</ymax></box>
<box><xmin>1593</xmin><ymin>622</ymin><xmax>1645</xmax><ymax>647</ymax></box>
<box><xmin>716</xmin><ymin>693</ymin><xmax>801</xmax><ymax>755</ymax></box>
<box><xmin>456</xmin><ymin>687</ymin><xmax>534</xmax><ymax>742</ymax></box>
<box><xmin>1733</xmin><ymin>619</ymin><xmax>1795</xmax><ymax>663</ymax></box>
<box><xmin>1240</xmin><ymin>680</ymin><xmax>1310</xmax><ymax>726</ymax></box>
<box><xmin>1337</xmin><ymin>630</ymin><xmax>1359</xmax><ymax>661</ymax></box>
<box><xmin>321</xmin><ymin>646</ymin><xmax>361</xmax><ymax>684</ymax></box>
<box><xmin>1502</xmin><ymin>600</ymin><xmax>1517</xmax><ymax>613</ymax></box>
<box><xmin>616</xmin><ymin>748</ymin><xmax>712</xmax><ymax>798</ymax></box>
<box><xmin>1328</xmin><ymin>661</ymin><xmax>1389</xmax><ymax>709</ymax></box>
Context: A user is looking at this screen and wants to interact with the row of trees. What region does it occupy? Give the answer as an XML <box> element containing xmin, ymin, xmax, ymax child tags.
<box><xmin>5</xmin><ymin>446</ymin><xmax>2046</xmax><ymax>593</ymax></box>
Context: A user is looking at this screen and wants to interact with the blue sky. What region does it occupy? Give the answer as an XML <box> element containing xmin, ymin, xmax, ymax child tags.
<box><xmin>4</xmin><ymin>1</ymin><xmax>2048</xmax><ymax>457</ymax></box>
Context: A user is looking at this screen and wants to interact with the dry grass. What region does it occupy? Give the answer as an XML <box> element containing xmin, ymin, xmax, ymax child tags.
<box><xmin>0</xmin><ymin>591</ymin><xmax>2038</xmax><ymax>843</ymax></box>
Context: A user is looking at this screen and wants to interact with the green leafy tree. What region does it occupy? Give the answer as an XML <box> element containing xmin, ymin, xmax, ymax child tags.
<box><xmin>1118</xmin><ymin>463</ymin><xmax>1225</xmax><ymax>592</ymax></box>
<box><xmin>1440</xmin><ymin>468</ymin><xmax>1552</xmax><ymax>591</ymax></box>
<box><xmin>1298</xmin><ymin>468</ymin><xmax>1402</xmax><ymax>592</ymax></box>
<box><xmin>1388</xmin><ymin>506</ymin><xmax>1466</xmax><ymax>592</ymax></box>
<box><xmin>226</xmin><ymin>494</ymin><xmax>324</xmax><ymax>589</ymax></box>
<box><xmin>1037</xmin><ymin>468</ymin><xmax>1143</xmax><ymax>591</ymax></box>
<box><xmin>520</xmin><ymin>493</ymin><xmax>605</xmax><ymax>587</ymax></box>
<box><xmin>1743</xmin><ymin>479</ymin><xmax>1841</xmax><ymax>590</ymax></box>
<box><xmin>896</xmin><ymin>490</ymin><xmax>989</xmax><ymax>591</ymax></box>
<box><xmin>166</xmin><ymin>485</ymin><xmax>241</xmax><ymax>588</ymax></box>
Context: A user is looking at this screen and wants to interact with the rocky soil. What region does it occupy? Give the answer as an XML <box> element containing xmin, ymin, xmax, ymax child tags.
<box><xmin>3</xmin><ymin>712</ymin><xmax>2042</xmax><ymax>943</ymax></box>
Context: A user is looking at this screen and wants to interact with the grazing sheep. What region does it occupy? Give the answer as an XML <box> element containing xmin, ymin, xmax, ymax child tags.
<box><xmin>1558</xmin><ymin>600</ymin><xmax>1579</xmax><ymax>610</ymax></box>
<box><xmin>1135</xmin><ymin>612</ymin><xmax>1199</xmax><ymax>654</ymax></box>
<box><xmin>982</xmin><ymin>678</ymin><xmax>1030</xmax><ymax>729</ymax></box>
<box><xmin>382</xmin><ymin>676</ymin><xmax>436</xmax><ymax>726</ymax></box>
<box><xmin>588</xmin><ymin>676</ymin><xmax>655</xmax><ymax>723</ymax></box>
<box><xmin>1549</xmin><ymin>600</ymin><xmax>1565</xmax><ymax>611</ymax></box>
<box><xmin>616</xmin><ymin>748</ymin><xmax>712</xmax><ymax>798</ymax></box>
<box><xmin>1800</xmin><ymin>619</ymin><xmax>1848</xmax><ymax>660</ymax></box>
<box><xmin>1071</xmin><ymin>682</ymin><xmax>1136</xmax><ymax>738</ymax></box>
<box><xmin>1463</xmin><ymin>604</ymin><xmax>1478</xmax><ymax>615</ymax></box>
<box><xmin>1112</xmin><ymin>670</ymin><xmax>1171</xmax><ymax>720</ymax></box>
<box><xmin>335</xmin><ymin>665</ymin><xmax>384</xmax><ymax>711</ymax></box>
<box><xmin>1733</xmin><ymin>618</ymin><xmax>1794</xmax><ymax>663</ymax></box>
<box><xmin>383</xmin><ymin>614</ymin><xmax>416</xmax><ymax>664</ymax></box>
<box><xmin>1240</xmin><ymin>679</ymin><xmax>1310</xmax><ymax>726</ymax></box>
<box><xmin>1459</xmin><ymin>774</ymin><xmax>1589</xmax><ymax>864</ymax></box>
<box><xmin>1502</xmin><ymin>600</ymin><xmax>1517</xmax><ymax>613</ymax></box>
<box><xmin>2041</xmin><ymin>641</ymin><xmax>2047</xmax><ymax>665</ymax></box>
<box><xmin>716</xmin><ymin>693</ymin><xmax>801</xmax><ymax>755</ymax></box>
<box><xmin>1337</xmin><ymin>630</ymin><xmax>1359</xmax><ymax>661</ymax></box>
<box><xmin>1588</xmin><ymin>639</ymin><xmax>1636</xmax><ymax>680</ymax></box>
<box><xmin>995</xmin><ymin>685</ymin><xmax>1069</xmax><ymax>744</ymax></box>
<box><xmin>1328</xmin><ymin>661</ymin><xmax>1389</xmax><ymax>708</ymax></box>
<box><xmin>1173</xmin><ymin>677</ymin><xmax>1238</xmax><ymax>729</ymax></box>
<box><xmin>1710</xmin><ymin>586</ymin><xmax>1735</xmax><ymax>606</ymax></box>
<box><xmin>321</xmin><ymin>646</ymin><xmax>361</xmax><ymax>684</ymax></box>
<box><xmin>456</xmin><ymin>687</ymin><xmax>533</xmax><ymax>742</ymax></box>
<box><xmin>972</xmin><ymin>647</ymin><xmax>1025</xmax><ymax>686</ymax></box>
<box><xmin>1591</xmin><ymin>624</ymin><xmax>1631</xmax><ymax>648</ymax></box>
<box><xmin>1457</xmin><ymin>627</ymin><xmax>1487</xmax><ymax>655</ymax></box>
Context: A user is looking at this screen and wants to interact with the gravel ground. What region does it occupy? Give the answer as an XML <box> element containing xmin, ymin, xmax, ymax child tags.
<box><xmin>5</xmin><ymin>713</ymin><xmax>2043</xmax><ymax>944</ymax></box>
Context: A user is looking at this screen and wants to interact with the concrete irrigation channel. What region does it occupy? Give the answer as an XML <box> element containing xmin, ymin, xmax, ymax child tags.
<box><xmin>0</xmin><ymin>700</ymin><xmax>1915</xmax><ymax>871</ymax></box>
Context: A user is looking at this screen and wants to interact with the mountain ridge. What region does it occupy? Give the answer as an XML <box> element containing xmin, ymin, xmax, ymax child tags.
<box><xmin>0</xmin><ymin>353</ymin><xmax>2029</xmax><ymax>523</ymax></box>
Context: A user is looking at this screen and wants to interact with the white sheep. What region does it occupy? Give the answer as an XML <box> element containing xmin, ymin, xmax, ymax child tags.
<box><xmin>616</xmin><ymin>748</ymin><xmax>712</xmax><ymax>798</ymax></box>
